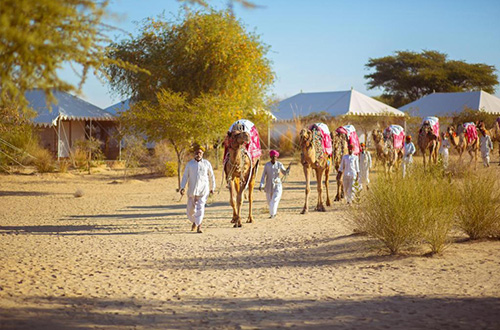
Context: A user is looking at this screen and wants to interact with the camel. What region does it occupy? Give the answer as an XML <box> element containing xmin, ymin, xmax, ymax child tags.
<box><xmin>224</xmin><ymin>129</ymin><xmax>260</xmax><ymax>227</ymax></box>
<box><xmin>371</xmin><ymin>129</ymin><xmax>385</xmax><ymax>167</ymax></box>
<box><xmin>332</xmin><ymin>131</ymin><xmax>348</xmax><ymax>201</ymax></box>
<box><xmin>447</xmin><ymin>124</ymin><xmax>479</xmax><ymax>167</ymax></box>
<box><xmin>418</xmin><ymin>122</ymin><xmax>440</xmax><ymax>169</ymax></box>
<box><xmin>371</xmin><ymin>129</ymin><xmax>399</xmax><ymax>174</ymax></box>
<box><xmin>299</xmin><ymin>127</ymin><xmax>332</xmax><ymax>213</ymax></box>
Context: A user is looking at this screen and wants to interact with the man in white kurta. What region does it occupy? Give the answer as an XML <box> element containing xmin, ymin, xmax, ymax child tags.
<box><xmin>259</xmin><ymin>150</ymin><xmax>289</xmax><ymax>218</ymax></box>
<box><xmin>439</xmin><ymin>133</ymin><xmax>451</xmax><ymax>169</ymax></box>
<box><xmin>339</xmin><ymin>146</ymin><xmax>359</xmax><ymax>205</ymax></box>
<box><xmin>180</xmin><ymin>147</ymin><xmax>216</xmax><ymax>233</ymax></box>
<box><xmin>358</xmin><ymin>143</ymin><xmax>372</xmax><ymax>190</ymax></box>
<box><xmin>479</xmin><ymin>129</ymin><xmax>494</xmax><ymax>167</ymax></box>
<box><xmin>402</xmin><ymin>135</ymin><xmax>416</xmax><ymax>178</ymax></box>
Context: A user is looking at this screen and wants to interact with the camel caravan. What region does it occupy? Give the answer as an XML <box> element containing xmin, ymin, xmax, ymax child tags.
<box><xmin>217</xmin><ymin>115</ymin><xmax>500</xmax><ymax>225</ymax></box>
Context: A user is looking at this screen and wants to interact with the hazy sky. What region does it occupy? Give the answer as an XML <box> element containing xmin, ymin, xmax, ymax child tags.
<box><xmin>63</xmin><ymin>0</ymin><xmax>500</xmax><ymax>108</ymax></box>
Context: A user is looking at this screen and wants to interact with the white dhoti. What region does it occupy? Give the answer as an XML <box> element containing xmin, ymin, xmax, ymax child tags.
<box><xmin>266</xmin><ymin>184</ymin><xmax>283</xmax><ymax>217</ymax></box>
<box><xmin>402</xmin><ymin>156</ymin><xmax>413</xmax><ymax>178</ymax></box>
<box><xmin>440</xmin><ymin>149</ymin><xmax>449</xmax><ymax>169</ymax></box>
<box><xmin>343</xmin><ymin>175</ymin><xmax>355</xmax><ymax>204</ymax></box>
<box><xmin>359</xmin><ymin>169</ymin><xmax>369</xmax><ymax>190</ymax></box>
<box><xmin>186</xmin><ymin>194</ymin><xmax>208</xmax><ymax>226</ymax></box>
<box><xmin>482</xmin><ymin>150</ymin><xmax>491</xmax><ymax>167</ymax></box>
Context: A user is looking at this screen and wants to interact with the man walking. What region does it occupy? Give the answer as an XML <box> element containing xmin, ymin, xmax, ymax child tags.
<box><xmin>259</xmin><ymin>150</ymin><xmax>289</xmax><ymax>218</ymax></box>
<box><xmin>479</xmin><ymin>129</ymin><xmax>494</xmax><ymax>167</ymax></box>
<box><xmin>358</xmin><ymin>143</ymin><xmax>372</xmax><ymax>190</ymax></box>
<box><xmin>402</xmin><ymin>135</ymin><xmax>416</xmax><ymax>178</ymax></box>
<box><xmin>339</xmin><ymin>145</ymin><xmax>359</xmax><ymax>205</ymax></box>
<box><xmin>180</xmin><ymin>146</ymin><xmax>216</xmax><ymax>233</ymax></box>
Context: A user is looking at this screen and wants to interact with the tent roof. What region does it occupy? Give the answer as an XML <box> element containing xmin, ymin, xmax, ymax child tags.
<box><xmin>104</xmin><ymin>99</ymin><xmax>131</xmax><ymax>115</ymax></box>
<box><xmin>27</xmin><ymin>90</ymin><xmax>115</xmax><ymax>127</ymax></box>
<box><xmin>399</xmin><ymin>91</ymin><xmax>500</xmax><ymax>117</ymax></box>
<box><xmin>273</xmin><ymin>89</ymin><xmax>405</xmax><ymax>121</ymax></box>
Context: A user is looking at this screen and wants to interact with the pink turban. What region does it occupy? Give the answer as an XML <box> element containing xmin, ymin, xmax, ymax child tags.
<box><xmin>269</xmin><ymin>150</ymin><xmax>279</xmax><ymax>158</ymax></box>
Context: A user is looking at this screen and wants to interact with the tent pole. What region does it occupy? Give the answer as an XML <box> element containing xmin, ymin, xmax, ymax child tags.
<box><xmin>57</xmin><ymin>116</ymin><xmax>61</xmax><ymax>161</ymax></box>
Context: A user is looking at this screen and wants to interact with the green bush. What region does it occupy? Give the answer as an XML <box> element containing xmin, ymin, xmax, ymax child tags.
<box><xmin>164</xmin><ymin>161</ymin><xmax>178</xmax><ymax>177</ymax></box>
<box><xmin>456</xmin><ymin>172</ymin><xmax>500</xmax><ymax>240</ymax></box>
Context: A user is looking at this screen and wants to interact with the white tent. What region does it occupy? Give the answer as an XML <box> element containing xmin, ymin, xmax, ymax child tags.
<box><xmin>273</xmin><ymin>89</ymin><xmax>405</xmax><ymax>121</ymax></box>
<box><xmin>399</xmin><ymin>91</ymin><xmax>500</xmax><ymax>118</ymax></box>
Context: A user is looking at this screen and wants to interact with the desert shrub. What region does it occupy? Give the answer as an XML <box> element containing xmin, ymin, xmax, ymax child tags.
<box><xmin>148</xmin><ymin>140</ymin><xmax>177</xmax><ymax>175</ymax></box>
<box><xmin>456</xmin><ymin>172</ymin><xmax>500</xmax><ymax>240</ymax></box>
<box><xmin>72</xmin><ymin>138</ymin><xmax>103</xmax><ymax>173</ymax></box>
<box><xmin>352</xmin><ymin>166</ymin><xmax>458</xmax><ymax>255</ymax></box>
<box><xmin>164</xmin><ymin>161</ymin><xmax>178</xmax><ymax>177</ymax></box>
<box><xmin>58</xmin><ymin>160</ymin><xmax>71</xmax><ymax>173</ymax></box>
<box><xmin>31</xmin><ymin>148</ymin><xmax>55</xmax><ymax>173</ymax></box>
<box><xmin>0</xmin><ymin>123</ymin><xmax>39</xmax><ymax>171</ymax></box>
<box><xmin>72</xmin><ymin>147</ymin><xmax>88</xmax><ymax>170</ymax></box>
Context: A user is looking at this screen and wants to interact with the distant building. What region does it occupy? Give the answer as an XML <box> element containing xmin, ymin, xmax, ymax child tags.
<box><xmin>27</xmin><ymin>90</ymin><xmax>120</xmax><ymax>160</ymax></box>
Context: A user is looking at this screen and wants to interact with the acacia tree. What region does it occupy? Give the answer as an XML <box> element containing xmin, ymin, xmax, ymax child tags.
<box><xmin>106</xmin><ymin>9</ymin><xmax>275</xmax><ymax>187</ymax></box>
<box><xmin>365</xmin><ymin>50</ymin><xmax>498</xmax><ymax>108</ymax></box>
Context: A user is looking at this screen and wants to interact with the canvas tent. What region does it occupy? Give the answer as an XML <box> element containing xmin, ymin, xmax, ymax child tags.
<box><xmin>27</xmin><ymin>90</ymin><xmax>120</xmax><ymax>159</ymax></box>
<box><xmin>272</xmin><ymin>89</ymin><xmax>405</xmax><ymax>141</ymax></box>
<box><xmin>399</xmin><ymin>91</ymin><xmax>500</xmax><ymax>118</ymax></box>
<box><xmin>274</xmin><ymin>89</ymin><xmax>405</xmax><ymax>121</ymax></box>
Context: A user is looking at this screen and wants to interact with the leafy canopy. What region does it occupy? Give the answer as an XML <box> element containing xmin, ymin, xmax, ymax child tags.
<box><xmin>365</xmin><ymin>50</ymin><xmax>498</xmax><ymax>108</ymax></box>
<box><xmin>106</xmin><ymin>9</ymin><xmax>274</xmax><ymax>142</ymax></box>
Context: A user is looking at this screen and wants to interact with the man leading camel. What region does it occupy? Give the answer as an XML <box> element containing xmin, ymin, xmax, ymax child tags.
<box><xmin>259</xmin><ymin>150</ymin><xmax>289</xmax><ymax>219</ymax></box>
<box><xmin>180</xmin><ymin>146</ymin><xmax>216</xmax><ymax>233</ymax></box>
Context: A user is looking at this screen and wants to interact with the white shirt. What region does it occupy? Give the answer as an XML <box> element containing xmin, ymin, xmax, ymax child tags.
<box><xmin>404</xmin><ymin>142</ymin><xmax>416</xmax><ymax>158</ymax></box>
<box><xmin>440</xmin><ymin>139</ymin><xmax>451</xmax><ymax>154</ymax></box>
<box><xmin>359</xmin><ymin>150</ymin><xmax>372</xmax><ymax>171</ymax></box>
<box><xmin>339</xmin><ymin>154</ymin><xmax>359</xmax><ymax>177</ymax></box>
<box><xmin>480</xmin><ymin>135</ymin><xmax>493</xmax><ymax>154</ymax></box>
<box><xmin>259</xmin><ymin>161</ymin><xmax>287</xmax><ymax>193</ymax></box>
<box><xmin>180</xmin><ymin>159</ymin><xmax>216</xmax><ymax>197</ymax></box>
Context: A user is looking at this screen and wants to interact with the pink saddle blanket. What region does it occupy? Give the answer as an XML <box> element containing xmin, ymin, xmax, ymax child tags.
<box><xmin>464</xmin><ymin>123</ymin><xmax>478</xmax><ymax>144</ymax></box>
<box><xmin>309</xmin><ymin>123</ymin><xmax>332</xmax><ymax>156</ymax></box>
<box><xmin>224</xmin><ymin>120</ymin><xmax>262</xmax><ymax>163</ymax></box>
<box><xmin>384</xmin><ymin>125</ymin><xmax>405</xmax><ymax>149</ymax></box>
<box><xmin>336</xmin><ymin>125</ymin><xmax>360</xmax><ymax>155</ymax></box>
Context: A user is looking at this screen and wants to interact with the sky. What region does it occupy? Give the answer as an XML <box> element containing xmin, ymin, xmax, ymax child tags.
<box><xmin>65</xmin><ymin>0</ymin><xmax>500</xmax><ymax>109</ymax></box>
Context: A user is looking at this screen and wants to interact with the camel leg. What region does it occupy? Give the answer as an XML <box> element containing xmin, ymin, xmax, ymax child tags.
<box><xmin>325</xmin><ymin>164</ymin><xmax>331</xmax><ymax>207</ymax></box>
<box><xmin>229</xmin><ymin>179</ymin><xmax>238</xmax><ymax>223</ymax></box>
<box><xmin>301</xmin><ymin>166</ymin><xmax>310</xmax><ymax>214</ymax></box>
<box><xmin>235</xmin><ymin>181</ymin><xmax>245</xmax><ymax>227</ymax></box>
<box><xmin>335</xmin><ymin>171</ymin><xmax>344</xmax><ymax>201</ymax></box>
<box><xmin>315</xmin><ymin>168</ymin><xmax>325</xmax><ymax>212</ymax></box>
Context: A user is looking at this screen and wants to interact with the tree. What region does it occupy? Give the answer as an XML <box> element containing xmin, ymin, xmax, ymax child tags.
<box><xmin>365</xmin><ymin>50</ymin><xmax>498</xmax><ymax>108</ymax></box>
<box><xmin>106</xmin><ymin>9</ymin><xmax>275</xmax><ymax>187</ymax></box>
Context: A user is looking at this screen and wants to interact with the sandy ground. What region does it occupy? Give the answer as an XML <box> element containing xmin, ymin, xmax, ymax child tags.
<box><xmin>1</xmin><ymin>157</ymin><xmax>499</xmax><ymax>330</ymax></box>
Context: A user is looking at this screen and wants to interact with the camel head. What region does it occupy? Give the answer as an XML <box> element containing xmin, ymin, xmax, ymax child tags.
<box><xmin>372</xmin><ymin>129</ymin><xmax>383</xmax><ymax>143</ymax></box>
<box><xmin>228</xmin><ymin>130</ymin><xmax>251</xmax><ymax>149</ymax></box>
<box><xmin>299</xmin><ymin>128</ymin><xmax>313</xmax><ymax>148</ymax></box>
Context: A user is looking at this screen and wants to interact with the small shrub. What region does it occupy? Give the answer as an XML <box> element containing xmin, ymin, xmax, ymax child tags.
<box><xmin>352</xmin><ymin>165</ymin><xmax>458</xmax><ymax>255</ymax></box>
<box><xmin>164</xmin><ymin>161</ymin><xmax>178</xmax><ymax>177</ymax></box>
<box><xmin>58</xmin><ymin>160</ymin><xmax>71</xmax><ymax>173</ymax></box>
<box><xmin>456</xmin><ymin>172</ymin><xmax>500</xmax><ymax>240</ymax></box>
<box><xmin>32</xmin><ymin>148</ymin><xmax>55</xmax><ymax>173</ymax></box>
